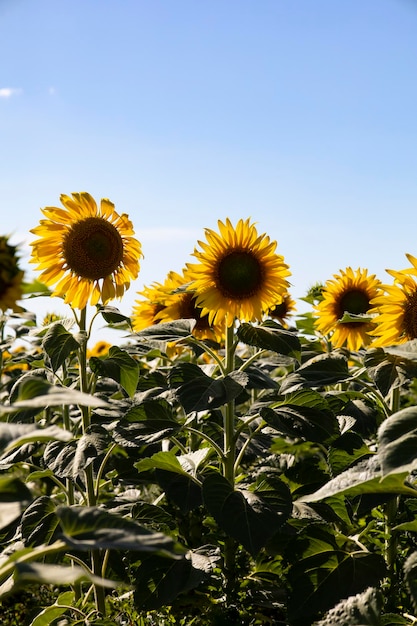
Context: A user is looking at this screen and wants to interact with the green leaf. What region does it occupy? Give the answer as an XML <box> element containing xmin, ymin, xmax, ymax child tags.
<box><xmin>14</xmin><ymin>561</ymin><xmax>116</xmax><ymax>587</ymax></box>
<box><xmin>90</xmin><ymin>345</ymin><xmax>139</xmax><ymax>397</ymax></box>
<box><xmin>134</xmin><ymin>319</ymin><xmax>195</xmax><ymax>341</ymax></box>
<box><xmin>314</xmin><ymin>586</ymin><xmax>383</xmax><ymax>626</ymax></box>
<box><xmin>288</xmin><ymin>551</ymin><xmax>386</xmax><ymax>623</ymax></box>
<box><xmin>202</xmin><ymin>473</ymin><xmax>283</xmax><ymax>556</ymax></box>
<box><xmin>21</xmin><ymin>496</ymin><xmax>59</xmax><ymax>546</ymax></box>
<box><xmin>280</xmin><ymin>353</ymin><xmax>350</xmax><ymax>393</ymax></box>
<box><xmin>42</xmin><ymin>323</ymin><xmax>80</xmax><ymax>372</ymax></box>
<box><xmin>169</xmin><ymin>362</ymin><xmax>248</xmax><ymax>413</ymax></box>
<box><xmin>3</xmin><ymin>425</ymin><xmax>73</xmax><ymax>454</ymax></box>
<box><xmin>364</xmin><ymin>348</ymin><xmax>416</xmax><ymax>397</ymax></box>
<box><xmin>72</xmin><ymin>425</ymin><xmax>109</xmax><ymax>476</ymax></box>
<box><xmin>56</xmin><ymin>505</ymin><xmax>177</xmax><ymax>554</ymax></box>
<box><xmin>28</xmin><ymin>591</ymin><xmax>75</xmax><ymax>626</ymax></box>
<box><xmin>113</xmin><ymin>399</ymin><xmax>181</xmax><ymax>446</ymax></box>
<box><xmin>299</xmin><ymin>455</ymin><xmax>417</xmax><ymax>502</ymax></box>
<box><xmin>4</xmin><ymin>376</ymin><xmax>109</xmax><ymax>411</ymax></box>
<box><xmin>237</xmin><ymin>321</ymin><xmax>301</xmax><ymax>358</ymax></box>
<box><xmin>404</xmin><ymin>551</ymin><xmax>417</xmax><ymax>613</ymax></box>
<box><xmin>97</xmin><ymin>304</ymin><xmax>132</xmax><ymax>325</ymax></box>
<box><xmin>133</xmin><ymin>547</ymin><xmax>220</xmax><ymax>610</ymax></box>
<box><xmin>378</xmin><ymin>406</ymin><xmax>417</xmax><ymax>476</ymax></box>
<box><xmin>261</xmin><ymin>390</ymin><xmax>339</xmax><ymax>443</ymax></box>
<box><xmin>136</xmin><ymin>451</ymin><xmax>193</xmax><ymax>479</ymax></box>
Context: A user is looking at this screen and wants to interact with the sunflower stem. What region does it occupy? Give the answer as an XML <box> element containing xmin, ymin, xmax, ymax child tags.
<box><xmin>77</xmin><ymin>306</ymin><xmax>106</xmax><ymax>617</ymax></box>
<box><xmin>222</xmin><ymin>318</ymin><xmax>238</xmax><ymax>598</ymax></box>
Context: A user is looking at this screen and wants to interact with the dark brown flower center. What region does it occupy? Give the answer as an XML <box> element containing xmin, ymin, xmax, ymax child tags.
<box><xmin>403</xmin><ymin>291</ymin><xmax>417</xmax><ymax>339</ymax></box>
<box><xmin>337</xmin><ymin>289</ymin><xmax>370</xmax><ymax>317</ymax></box>
<box><xmin>63</xmin><ymin>217</ymin><xmax>124</xmax><ymax>280</ymax></box>
<box><xmin>269</xmin><ymin>299</ymin><xmax>290</xmax><ymax>320</ymax></box>
<box><xmin>216</xmin><ymin>250</ymin><xmax>263</xmax><ymax>300</ymax></box>
<box><xmin>178</xmin><ymin>293</ymin><xmax>211</xmax><ymax>331</ymax></box>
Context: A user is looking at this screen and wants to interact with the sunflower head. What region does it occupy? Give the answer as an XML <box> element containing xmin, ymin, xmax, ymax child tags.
<box><xmin>186</xmin><ymin>218</ymin><xmax>291</xmax><ymax>327</ymax></box>
<box><xmin>370</xmin><ymin>253</ymin><xmax>417</xmax><ymax>346</ymax></box>
<box><xmin>87</xmin><ymin>340</ymin><xmax>112</xmax><ymax>359</ymax></box>
<box><xmin>0</xmin><ymin>236</ymin><xmax>24</xmax><ymax>313</ymax></box>
<box><xmin>30</xmin><ymin>192</ymin><xmax>143</xmax><ymax>310</ymax></box>
<box><xmin>314</xmin><ymin>267</ymin><xmax>382</xmax><ymax>351</ymax></box>
<box><xmin>267</xmin><ymin>293</ymin><xmax>296</xmax><ymax>327</ymax></box>
<box><xmin>156</xmin><ymin>269</ymin><xmax>225</xmax><ymax>342</ymax></box>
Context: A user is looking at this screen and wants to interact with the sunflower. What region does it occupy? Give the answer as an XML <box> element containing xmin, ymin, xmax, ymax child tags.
<box><xmin>0</xmin><ymin>236</ymin><xmax>24</xmax><ymax>313</ymax></box>
<box><xmin>186</xmin><ymin>218</ymin><xmax>291</xmax><ymax>327</ymax></box>
<box><xmin>266</xmin><ymin>292</ymin><xmax>296</xmax><ymax>327</ymax></box>
<box><xmin>370</xmin><ymin>254</ymin><xmax>417</xmax><ymax>346</ymax></box>
<box><xmin>131</xmin><ymin>279</ymin><xmax>173</xmax><ymax>331</ymax></box>
<box><xmin>30</xmin><ymin>192</ymin><xmax>142</xmax><ymax>310</ymax></box>
<box><xmin>314</xmin><ymin>267</ymin><xmax>382</xmax><ymax>351</ymax></box>
<box><xmin>157</xmin><ymin>269</ymin><xmax>224</xmax><ymax>341</ymax></box>
<box><xmin>87</xmin><ymin>340</ymin><xmax>112</xmax><ymax>359</ymax></box>
<box><xmin>132</xmin><ymin>270</ymin><xmax>224</xmax><ymax>341</ymax></box>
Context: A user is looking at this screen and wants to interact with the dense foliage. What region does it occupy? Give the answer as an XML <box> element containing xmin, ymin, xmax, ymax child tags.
<box><xmin>1</xmin><ymin>302</ymin><xmax>417</xmax><ymax>625</ymax></box>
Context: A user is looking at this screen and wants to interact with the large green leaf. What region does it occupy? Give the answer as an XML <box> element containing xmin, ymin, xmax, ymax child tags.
<box><xmin>287</xmin><ymin>550</ymin><xmax>386</xmax><ymax>623</ymax></box>
<box><xmin>113</xmin><ymin>399</ymin><xmax>181</xmax><ymax>446</ymax></box>
<box><xmin>0</xmin><ymin>476</ymin><xmax>32</xmax><ymax>531</ymax></box>
<box><xmin>237</xmin><ymin>321</ymin><xmax>301</xmax><ymax>358</ymax></box>
<box><xmin>133</xmin><ymin>547</ymin><xmax>220</xmax><ymax>610</ymax></box>
<box><xmin>314</xmin><ymin>586</ymin><xmax>383</xmax><ymax>626</ymax></box>
<box><xmin>202</xmin><ymin>473</ymin><xmax>283</xmax><ymax>556</ymax></box>
<box><xmin>21</xmin><ymin>496</ymin><xmax>59</xmax><ymax>546</ymax></box>
<box><xmin>364</xmin><ymin>347</ymin><xmax>417</xmax><ymax>397</ymax></box>
<box><xmin>56</xmin><ymin>505</ymin><xmax>177</xmax><ymax>554</ymax></box>
<box><xmin>299</xmin><ymin>456</ymin><xmax>417</xmax><ymax>503</ymax></box>
<box><xmin>280</xmin><ymin>353</ymin><xmax>350</xmax><ymax>393</ymax></box>
<box><xmin>169</xmin><ymin>362</ymin><xmax>248</xmax><ymax>413</ymax></box>
<box><xmin>42</xmin><ymin>322</ymin><xmax>80</xmax><ymax>372</ymax></box>
<box><xmin>89</xmin><ymin>345</ymin><xmax>139</xmax><ymax>397</ymax></box>
<box><xmin>4</xmin><ymin>376</ymin><xmax>109</xmax><ymax>410</ymax></box>
<box><xmin>13</xmin><ymin>561</ymin><xmax>115</xmax><ymax>588</ymax></box>
<box><xmin>29</xmin><ymin>591</ymin><xmax>75</xmax><ymax>626</ymax></box>
<box><xmin>404</xmin><ymin>551</ymin><xmax>417</xmax><ymax>613</ymax></box>
<box><xmin>261</xmin><ymin>389</ymin><xmax>339</xmax><ymax>444</ymax></box>
<box><xmin>378</xmin><ymin>406</ymin><xmax>417</xmax><ymax>476</ymax></box>
<box><xmin>134</xmin><ymin>319</ymin><xmax>195</xmax><ymax>342</ymax></box>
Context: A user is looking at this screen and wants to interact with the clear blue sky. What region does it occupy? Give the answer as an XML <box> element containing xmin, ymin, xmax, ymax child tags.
<box><xmin>1</xmin><ymin>0</ymin><xmax>417</xmax><ymax>332</ymax></box>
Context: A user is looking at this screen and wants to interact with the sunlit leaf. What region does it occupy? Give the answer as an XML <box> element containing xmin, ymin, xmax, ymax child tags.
<box><xmin>90</xmin><ymin>345</ymin><xmax>139</xmax><ymax>397</ymax></box>
<box><xmin>42</xmin><ymin>323</ymin><xmax>80</xmax><ymax>372</ymax></box>
<box><xmin>378</xmin><ymin>406</ymin><xmax>417</xmax><ymax>476</ymax></box>
<box><xmin>237</xmin><ymin>321</ymin><xmax>301</xmax><ymax>359</ymax></box>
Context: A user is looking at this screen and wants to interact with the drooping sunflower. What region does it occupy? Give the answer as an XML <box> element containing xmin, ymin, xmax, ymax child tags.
<box><xmin>314</xmin><ymin>267</ymin><xmax>382</xmax><ymax>351</ymax></box>
<box><xmin>186</xmin><ymin>218</ymin><xmax>291</xmax><ymax>327</ymax></box>
<box><xmin>132</xmin><ymin>270</ymin><xmax>224</xmax><ymax>342</ymax></box>
<box><xmin>131</xmin><ymin>282</ymin><xmax>169</xmax><ymax>332</ymax></box>
<box><xmin>266</xmin><ymin>292</ymin><xmax>297</xmax><ymax>327</ymax></box>
<box><xmin>0</xmin><ymin>236</ymin><xmax>24</xmax><ymax>313</ymax></box>
<box><xmin>157</xmin><ymin>270</ymin><xmax>224</xmax><ymax>342</ymax></box>
<box><xmin>30</xmin><ymin>192</ymin><xmax>142</xmax><ymax>310</ymax></box>
<box><xmin>370</xmin><ymin>254</ymin><xmax>417</xmax><ymax>346</ymax></box>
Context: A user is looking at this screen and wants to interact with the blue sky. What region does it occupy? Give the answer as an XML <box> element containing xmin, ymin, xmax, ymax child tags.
<box><xmin>1</xmin><ymin>0</ymin><xmax>417</xmax><ymax>334</ymax></box>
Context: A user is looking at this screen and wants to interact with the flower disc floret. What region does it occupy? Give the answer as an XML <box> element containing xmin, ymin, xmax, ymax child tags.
<box><xmin>30</xmin><ymin>192</ymin><xmax>142</xmax><ymax>309</ymax></box>
<box><xmin>186</xmin><ymin>218</ymin><xmax>291</xmax><ymax>327</ymax></box>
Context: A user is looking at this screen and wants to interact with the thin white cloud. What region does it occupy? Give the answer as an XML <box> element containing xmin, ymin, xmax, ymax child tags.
<box><xmin>0</xmin><ymin>87</ymin><xmax>22</xmax><ymax>98</ymax></box>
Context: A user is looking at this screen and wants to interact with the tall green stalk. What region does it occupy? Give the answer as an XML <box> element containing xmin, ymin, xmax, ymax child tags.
<box><xmin>77</xmin><ymin>307</ymin><xmax>106</xmax><ymax>616</ymax></box>
<box><xmin>222</xmin><ymin>318</ymin><xmax>238</xmax><ymax>596</ymax></box>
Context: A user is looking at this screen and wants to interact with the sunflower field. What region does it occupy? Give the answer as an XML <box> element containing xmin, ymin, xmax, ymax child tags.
<box><xmin>3</xmin><ymin>193</ymin><xmax>417</xmax><ymax>625</ymax></box>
